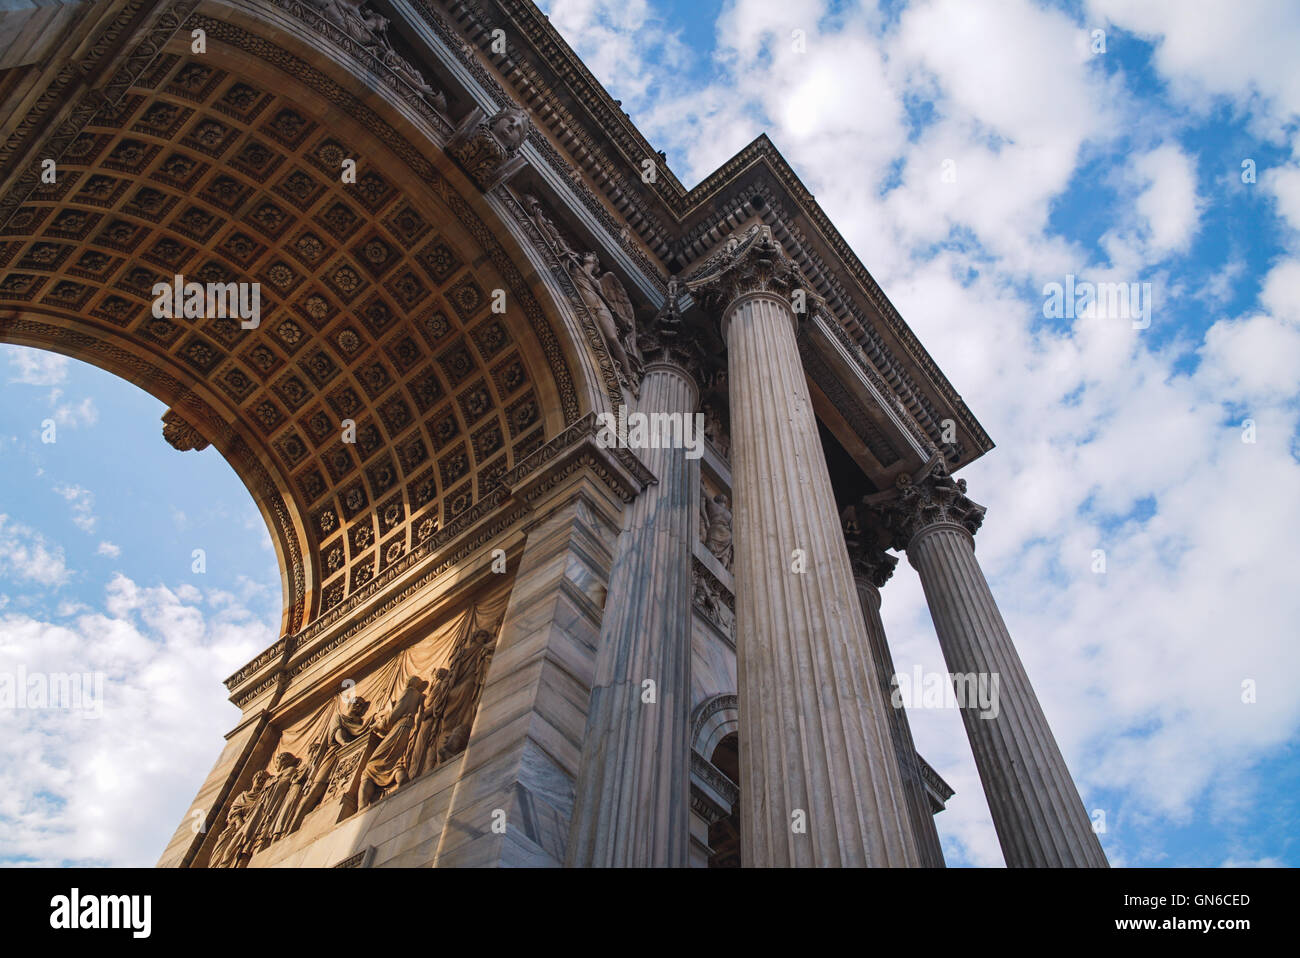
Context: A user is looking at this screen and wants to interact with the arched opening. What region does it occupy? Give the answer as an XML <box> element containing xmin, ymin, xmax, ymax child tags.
<box><xmin>706</xmin><ymin>731</ymin><xmax>741</xmax><ymax>869</ymax></box>
<box><xmin>0</xmin><ymin>342</ymin><xmax>275</xmax><ymax>865</ymax></box>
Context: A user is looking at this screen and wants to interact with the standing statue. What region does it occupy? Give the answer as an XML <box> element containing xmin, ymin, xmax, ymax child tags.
<box><xmin>701</xmin><ymin>404</ymin><xmax>730</xmax><ymax>459</ymax></box>
<box><xmin>434</xmin><ymin>629</ymin><xmax>496</xmax><ymax>763</ymax></box>
<box><xmin>568</xmin><ymin>251</ymin><xmax>642</xmax><ymax>382</ymax></box>
<box><xmin>408</xmin><ymin>667</ymin><xmax>452</xmax><ymax>777</ymax></box>
<box><xmin>270</xmin><ymin>741</ymin><xmax>324</xmax><ymax>844</ymax></box>
<box><xmin>248</xmin><ymin>752</ymin><xmax>301</xmax><ymax>853</ymax></box>
<box><xmin>522</xmin><ymin>194</ymin><xmax>573</xmax><ymax>256</ymax></box>
<box><xmin>358</xmin><ymin>675</ymin><xmax>427</xmax><ymax>808</ymax></box>
<box><xmin>289</xmin><ymin>695</ymin><xmax>371</xmax><ymax>831</ymax></box>
<box><xmin>209</xmin><ymin>770</ymin><xmax>270</xmax><ymax>868</ymax></box>
<box><xmin>702</xmin><ymin>493</ymin><xmax>734</xmax><ymax>570</ymax></box>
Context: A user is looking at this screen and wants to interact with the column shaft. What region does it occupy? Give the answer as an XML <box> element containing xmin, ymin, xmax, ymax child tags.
<box><xmin>907</xmin><ymin>523</ymin><xmax>1108</xmax><ymax>867</ymax></box>
<box><xmin>727</xmin><ymin>292</ymin><xmax>920</xmax><ymax>867</ymax></box>
<box><xmin>854</xmin><ymin>577</ymin><xmax>947</xmax><ymax>867</ymax></box>
<box><xmin>566</xmin><ymin>363</ymin><xmax>697</xmax><ymax>866</ymax></box>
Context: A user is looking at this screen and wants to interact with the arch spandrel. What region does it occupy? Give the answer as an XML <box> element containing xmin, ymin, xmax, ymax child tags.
<box><xmin>0</xmin><ymin>13</ymin><xmax>608</xmax><ymax>640</ymax></box>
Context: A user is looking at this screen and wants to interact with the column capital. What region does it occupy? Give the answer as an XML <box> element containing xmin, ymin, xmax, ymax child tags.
<box><xmin>685</xmin><ymin>225</ymin><xmax>812</xmax><ymax>327</ymax></box>
<box><xmin>840</xmin><ymin>503</ymin><xmax>898</xmax><ymax>590</ymax></box>
<box><xmin>637</xmin><ymin>275</ymin><xmax>707</xmax><ymax>395</ymax></box>
<box><xmin>868</xmin><ymin>458</ymin><xmax>986</xmax><ymax>553</ymax></box>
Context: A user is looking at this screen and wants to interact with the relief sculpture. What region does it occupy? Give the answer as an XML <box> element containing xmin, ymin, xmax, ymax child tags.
<box><xmin>208</xmin><ymin>621</ymin><xmax>498</xmax><ymax>866</ymax></box>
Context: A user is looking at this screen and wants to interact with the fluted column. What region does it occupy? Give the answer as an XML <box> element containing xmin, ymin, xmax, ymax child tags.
<box><xmin>691</xmin><ymin>227</ymin><xmax>920</xmax><ymax>867</ymax></box>
<box><xmin>878</xmin><ymin>465</ymin><xmax>1108</xmax><ymax>867</ymax></box>
<box><xmin>566</xmin><ymin>290</ymin><xmax>700</xmax><ymax>866</ymax></box>
<box><xmin>843</xmin><ymin>519</ymin><xmax>947</xmax><ymax>867</ymax></box>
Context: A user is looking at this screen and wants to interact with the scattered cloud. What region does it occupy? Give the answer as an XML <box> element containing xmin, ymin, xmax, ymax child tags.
<box><xmin>0</xmin><ymin>515</ymin><xmax>70</xmax><ymax>589</ymax></box>
<box><xmin>0</xmin><ymin>574</ymin><xmax>271</xmax><ymax>866</ymax></box>
<box><xmin>52</xmin><ymin>484</ymin><xmax>96</xmax><ymax>534</ymax></box>
<box><xmin>6</xmin><ymin>348</ymin><xmax>68</xmax><ymax>387</ymax></box>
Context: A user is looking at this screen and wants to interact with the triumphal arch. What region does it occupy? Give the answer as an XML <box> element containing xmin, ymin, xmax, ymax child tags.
<box><xmin>0</xmin><ymin>0</ymin><xmax>1107</xmax><ymax>867</ymax></box>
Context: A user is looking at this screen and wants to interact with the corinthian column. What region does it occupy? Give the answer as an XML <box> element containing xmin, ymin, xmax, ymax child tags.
<box><xmin>689</xmin><ymin>227</ymin><xmax>920</xmax><ymax>867</ymax></box>
<box><xmin>567</xmin><ymin>282</ymin><xmax>701</xmax><ymax>866</ymax></box>
<box><xmin>842</xmin><ymin>511</ymin><xmax>947</xmax><ymax>867</ymax></box>
<box><xmin>874</xmin><ymin>463</ymin><xmax>1108</xmax><ymax>867</ymax></box>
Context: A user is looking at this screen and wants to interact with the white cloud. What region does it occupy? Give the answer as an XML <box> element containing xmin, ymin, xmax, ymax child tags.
<box><xmin>6</xmin><ymin>347</ymin><xmax>68</xmax><ymax>387</ymax></box>
<box><xmin>0</xmin><ymin>515</ymin><xmax>70</xmax><ymax>589</ymax></box>
<box><xmin>96</xmin><ymin>541</ymin><xmax>121</xmax><ymax>559</ymax></box>
<box><xmin>0</xmin><ymin>574</ymin><xmax>271</xmax><ymax>866</ymax></box>
<box><xmin>51</xmin><ymin>397</ymin><xmax>98</xmax><ymax>429</ymax></box>
<box><xmin>52</xmin><ymin>484</ymin><xmax>96</xmax><ymax>534</ymax></box>
<box><xmin>1087</xmin><ymin>0</ymin><xmax>1300</xmax><ymax>140</ymax></box>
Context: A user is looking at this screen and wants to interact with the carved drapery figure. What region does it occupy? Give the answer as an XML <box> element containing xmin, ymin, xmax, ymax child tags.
<box><xmin>289</xmin><ymin>695</ymin><xmax>372</xmax><ymax>830</ymax></box>
<box><xmin>569</xmin><ymin>252</ymin><xmax>642</xmax><ymax>383</ymax></box>
<box><xmin>522</xmin><ymin>193</ymin><xmax>573</xmax><ymax>256</ymax></box>
<box><xmin>407</xmin><ymin>667</ymin><xmax>451</xmax><ymax>778</ymax></box>
<box><xmin>270</xmin><ymin>741</ymin><xmax>324</xmax><ymax>843</ymax></box>
<box><xmin>359</xmin><ymin>675</ymin><xmax>427</xmax><ymax>808</ymax></box>
<box><xmin>209</xmin><ymin>770</ymin><xmax>269</xmax><ymax>868</ymax></box>
<box><xmin>701</xmin><ymin>493</ymin><xmax>734</xmax><ymax>570</ymax></box>
<box><xmin>423</xmin><ymin>628</ymin><xmax>495</xmax><ymax>768</ymax></box>
<box><xmin>247</xmin><ymin>752</ymin><xmax>301</xmax><ymax>853</ymax></box>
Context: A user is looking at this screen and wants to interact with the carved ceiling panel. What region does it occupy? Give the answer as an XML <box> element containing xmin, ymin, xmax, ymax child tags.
<box><xmin>0</xmin><ymin>52</ymin><xmax>555</xmax><ymax>629</ymax></box>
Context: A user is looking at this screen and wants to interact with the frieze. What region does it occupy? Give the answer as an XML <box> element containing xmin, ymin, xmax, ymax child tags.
<box><xmin>691</xmin><ymin>557</ymin><xmax>734</xmax><ymax>641</ymax></box>
<box><xmin>690</xmin><ymin>750</ymin><xmax>738</xmax><ymax>809</ymax></box>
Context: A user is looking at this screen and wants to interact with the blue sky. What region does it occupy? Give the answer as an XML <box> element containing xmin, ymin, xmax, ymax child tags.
<box><xmin>3</xmin><ymin>0</ymin><xmax>1300</xmax><ymax>866</ymax></box>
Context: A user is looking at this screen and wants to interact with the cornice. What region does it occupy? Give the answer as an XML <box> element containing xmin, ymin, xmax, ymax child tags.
<box><xmin>440</xmin><ymin>2</ymin><xmax>994</xmax><ymax>467</ymax></box>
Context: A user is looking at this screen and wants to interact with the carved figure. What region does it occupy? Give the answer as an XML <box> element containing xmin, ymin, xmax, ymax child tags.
<box><xmin>290</xmin><ymin>695</ymin><xmax>371</xmax><ymax>829</ymax></box>
<box><xmin>359</xmin><ymin>676</ymin><xmax>427</xmax><ymax>808</ymax></box>
<box><xmin>434</xmin><ymin>628</ymin><xmax>496</xmax><ymax>763</ymax></box>
<box><xmin>702</xmin><ymin>493</ymin><xmax>734</xmax><ymax>569</ymax></box>
<box><xmin>209</xmin><ymin>770</ymin><xmax>269</xmax><ymax>868</ymax></box>
<box><xmin>569</xmin><ymin>251</ymin><xmax>642</xmax><ymax>380</ymax></box>
<box><xmin>701</xmin><ymin>404</ymin><xmax>730</xmax><ymax>459</ymax></box>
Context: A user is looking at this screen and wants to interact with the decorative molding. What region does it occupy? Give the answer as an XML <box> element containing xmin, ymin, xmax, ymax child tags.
<box><xmin>866</xmin><ymin>457</ymin><xmax>987</xmax><ymax>552</ymax></box>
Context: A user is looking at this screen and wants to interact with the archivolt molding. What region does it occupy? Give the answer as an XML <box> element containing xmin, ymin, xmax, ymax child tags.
<box><xmin>690</xmin><ymin>692</ymin><xmax>738</xmax><ymax>760</ymax></box>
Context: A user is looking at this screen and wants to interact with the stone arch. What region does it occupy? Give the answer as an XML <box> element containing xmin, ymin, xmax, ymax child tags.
<box><xmin>690</xmin><ymin>693</ymin><xmax>738</xmax><ymax>761</ymax></box>
<box><xmin>0</xmin><ymin>2</ymin><xmax>611</xmax><ymax>636</ymax></box>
